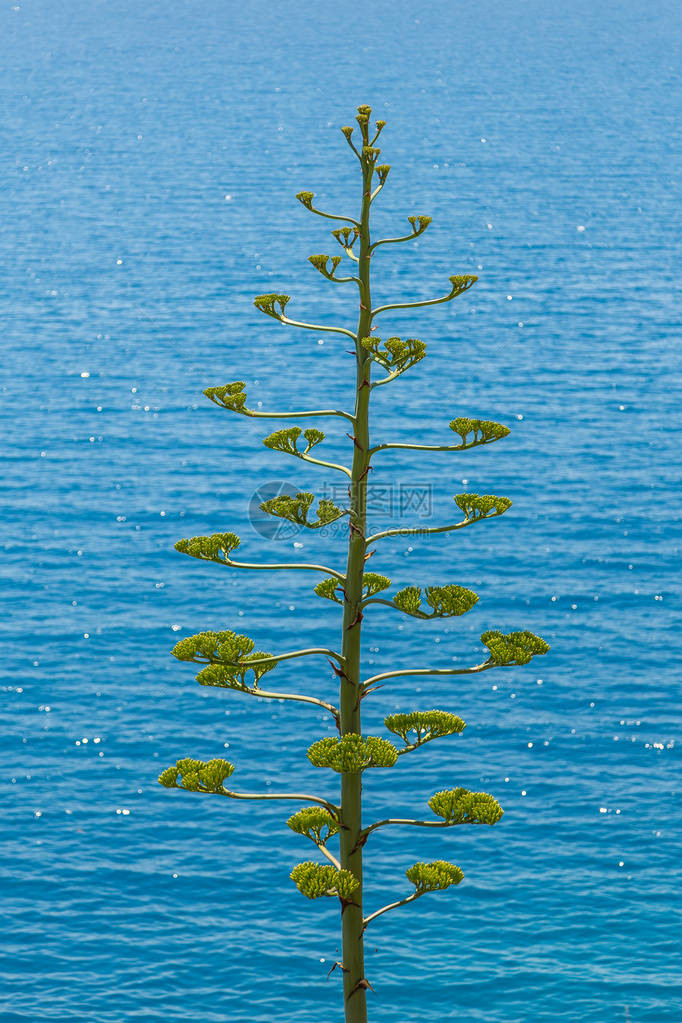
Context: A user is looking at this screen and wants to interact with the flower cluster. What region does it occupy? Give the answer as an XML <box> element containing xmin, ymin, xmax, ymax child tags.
<box><xmin>407</xmin><ymin>215</ymin><xmax>432</xmax><ymax>236</ymax></box>
<box><xmin>384</xmin><ymin>710</ymin><xmax>466</xmax><ymax>747</ymax></box>
<box><xmin>454</xmin><ymin>493</ymin><xmax>512</xmax><ymax>520</ymax></box>
<box><xmin>203</xmin><ymin>380</ymin><xmax>249</xmax><ymax>413</ymax></box>
<box><xmin>253</xmin><ymin>293</ymin><xmax>290</xmax><ymax>319</ymax></box>
<box><xmin>263</xmin><ymin>426</ymin><xmax>326</xmax><ymax>456</ymax></box>
<box><xmin>314</xmin><ymin>577</ymin><xmax>344</xmax><ymax>603</ymax></box>
<box><xmin>290</xmin><ymin>862</ymin><xmax>359</xmax><ymax>900</ymax></box>
<box><xmin>331</xmin><ymin>226</ymin><xmax>359</xmax><ymax>253</ymax></box>
<box><xmin>360</xmin><ymin>335</ymin><xmax>426</xmax><ymax>375</ymax></box>
<box><xmin>172</xmin><ymin>628</ymin><xmax>277</xmax><ymax>689</ymax></box>
<box><xmin>195</xmin><ymin>663</ymin><xmax>257</xmax><ymax>691</ymax></box>
<box><xmin>448</xmin><ymin>417</ymin><xmax>510</xmax><ymax>446</ymax></box>
<box><xmin>392</xmin><ymin>584</ymin><xmax>478</xmax><ymax>618</ymax></box>
<box><xmin>174</xmin><ymin>532</ymin><xmax>241</xmax><ymax>563</ymax></box>
<box><xmin>391</xmin><ymin>585</ymin><xmax>421</xmax><ymax>614</ymax></box>
<box><xmin>286</xmin><ymin>806</ymin><xmax>340</xmax><ymax>844</ymax></box>
<box><xmin>308</xmin><ymin>254</ymin><xmax>343</xmax><ymax>280</ymax></box>
<box><xmin>428</xmin><ymin>788</ymin><xmax>503</xmax><ymax>826</ymax></box>
<box><xmin>308</xmin><ymin>734</ymin><xmax>398</xmax><ymax>773</ymax></box>
<box><xmin>480</xmin><ymin>629</ymin><xmax>550</xmax><ymax>666</ymax></box>
<box><xmin>362</xmin><ymin>145</ymin><xmax>381</xmax><ymax>165</ymax></box>
<box><xmin>158</xmin><ymin>757</ymin><xmax>234</xmax><ymax>794</ymax></box>
<box><xmin>172</xmin><ymin>628</ymin><xmax>255</xmax><ymax>664</ymax></box>
<box><xmin>260</xmin><ymin>491</ymin><xmax>344</xmax><ymax>529</ymax></box>
<box><xmin>362</xmin><ymin>573</ymin><xmax>391</xmax><ymax>596</ymax></box>
<box><xmin>448</xmin><ymin>274</ymin><xmax>478</xmax><ymax>297</ymax></box>
<box><xmin>295</xmin><ymin>191</ymin><xmax>315</xmax><ymax>210</ymax></box>
<box><xmin>406</xmin><ymin>860</ymin><xmax>464</xmax><ymax>893</ymax></box>
<box><xmin>314</xmin><ymin>572</ymin><xmax>390</xmax><ymax>604</ymax></box>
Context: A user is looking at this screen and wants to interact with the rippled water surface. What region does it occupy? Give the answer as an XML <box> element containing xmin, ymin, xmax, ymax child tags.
<box><xmin>2</xmin><ymin>2</ymin><xmax>681</xmax><ymax>1021</ymax></box>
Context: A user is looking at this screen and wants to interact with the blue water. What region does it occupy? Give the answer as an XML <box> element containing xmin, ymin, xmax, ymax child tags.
<box><xmin>2</xmin><ymin>1</ymin><xmax>681</xmax><ymax>1020</ymax></box>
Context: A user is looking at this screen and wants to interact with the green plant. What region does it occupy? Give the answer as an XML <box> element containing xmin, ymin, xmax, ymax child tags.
<box><xmin>160</xmin><ymin>104</ymin><xmax>549</xmax><ymax>1022</ymax></box>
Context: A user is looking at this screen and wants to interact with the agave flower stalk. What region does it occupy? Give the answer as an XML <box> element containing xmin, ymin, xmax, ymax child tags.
<box><xmin>159</xmin><ymin>105</ymin><xmax>549</xmax><ymax>1023</ymax></box>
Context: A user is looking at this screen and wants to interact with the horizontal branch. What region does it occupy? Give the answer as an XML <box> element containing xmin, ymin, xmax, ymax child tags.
<box><xmin>365</xmin><ymin>516</ymin><xmax>474</xmax><ymax>545</ymax></box>
<box><xmin>310</xmin><ymin>208</ymin><xmax>359</xmax><ymax>225</ymax></box>
<box><xmin>280</xmin><ymin>313</ymin><xmax>357</xmax><ymax>341</ymax></box>
<box><xmin>219</xmin><ymin>788</ymin><xmax>339</xmax><ymax>815</ymax></box>
<box><xmin>359</xmin><ymin>597</ymin><xmax>439</xmax><ymax>619</ymax></box>
<box><xmin>369</xmin><ymin>439</ymin><xmax>491</xmax><ymax>455</ymax></box>
<box><xmin>327</xmin><ymin>273</ymin><xmax>361</xmax><ymax>285</ymax></box>
<box><xmin>225</xmin><ymin>556</ymin><xmax>346</xmax><ymax>583</ymax></box>
<box><xmin>363</xmin><ymin>817</ymin><xmax>467</xmax><ymax>840</ymax></box>
<box><xmin>192</xmin><ymin>647</ymin><xmax>345</xmax><ymax>670</ymax></box>
<box><xmin>241</xmin><ymin>683</ymin><xmax>339</xmax><ymax>724</ymax></box>
<box><xmin>298</xmin><ymin>196</ymin><xmax>360</xmax><ymax>228</ymax></box>
<box><xmin>241</xmin><ymin>407</ymin><xmax>355</xmax><ymax>424</ymax></box>
<box><xmin>203</xmin><ymin>386</ymin><xmax>355</xmax><ymax>424</ymax></box>
<box><xmin>372</xmin><ymin>275</ymin><xmax>476</xmax><ymax>319</ymax></box>
<box><xmin>370</xmin><ymin>231</ymin><xmax>421</xmax><ymax>251</ymax></box>
<box><xmin>290</xmin><ymin>449</ymin><xmax>352</xmax><ymax>478</ymax></box>
<box><xmin>363</xmin><ymin>892</ymin><xmax>422</xmax><ymax>929</ymax></box>
<box><xmin>370</xmin><ymin>369</ymin><xmax>406</xmax><ymax>390</ymax></box>
<box><xmin>371</xmin><ymin>292</ymin><xmax>453</xmax><ymax>317</ymax></box>
<box><xmin>361</xmin><ymin>660</ymin><xmax>494</xmax><ymax>691</ymax></box>
<box><xmin>369</xmin><ymin>215</ymin><xmax>431</xmax><ymax>252</ymax></box>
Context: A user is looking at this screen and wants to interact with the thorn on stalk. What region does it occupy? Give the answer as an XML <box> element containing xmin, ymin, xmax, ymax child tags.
<box><xmin>346</xmin><ymin>432</ymin><xmax>364</xmax><ymax>451</ymax></box>
<box><xmin>350</xmin><ymin>831</ymin><xmax>369</xmax><ymax>854</ymax></box>
<box><xmin>328</xmin><ymin>658</ymin><xmax>352</xmax><ymax>685</ymax></box>
<box><xmin>360</xmin><ymin>683</ymin><xmax>386</xmax><ymax>700</ymax></box>
<box><xmin>327</xmin><ymin>961</ymin><xmax>349</xmax><ymax>980</ymax></box>
<box><xmin>357</xmin><ymin>464</ymin><xmax>373</xmax><ymax>481</ymax></box>
<box><xmin>348</xmin><ymin>977</ymin><xmax>375</xmax><ymax>999</ymax></box>
<box><xmin>345</xmin><ymin>609</ymin><xmax>363</xmax><ymax>631</ymax></box>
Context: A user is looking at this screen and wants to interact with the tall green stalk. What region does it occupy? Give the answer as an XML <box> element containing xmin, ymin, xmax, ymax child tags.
<box><xmin>158</xmin><ymin>105</ymin><xmax>549</xmax><ymax>1023</ymax></box>
<box><xmin>338</xmin><ymin>136</ymin><xmax>374</xmax><ymax>1021</ymax></box>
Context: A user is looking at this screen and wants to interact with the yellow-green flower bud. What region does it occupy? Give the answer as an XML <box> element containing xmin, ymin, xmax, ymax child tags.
<box><xmin>428</xmin><ymin>787</ymin><xmax>503</xmax><ymax>826</ymax></box>
<box><xmin>307</xmin><ymin>734</ymin><xmax>398</xmax><ymax>773</ymax></box>
<box><xmin>314</xmin><ymin>577</ymin><xmax>344</xmax><ymax>604</ymax></box>
<box><xmin>290</xmin><ymin>861</ymin><xmax>359</xmax><ymax>900</ymax></box>
<box><xmin>480</xmin><ymin>630</ymin><xmax>550</xmax><ymax>666</ymax></box>
<box><xmin>384</xmin><ymin>710</ymin><xmax>466</xmax><ymax>745</ymax></box>
<box><xmin>287</xmin><ymin>806</ymin><xmax>339</xmax><ymax>843</ymax></box>
<box><xmin>406</xmin><ymin>860</ymin><xmax>464</xmax><ymax>893</ymax></box>
<box><xmin>454</xmin><ymin>493</ymin><xmax>512</xmax><ymax>520</ymax></box>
